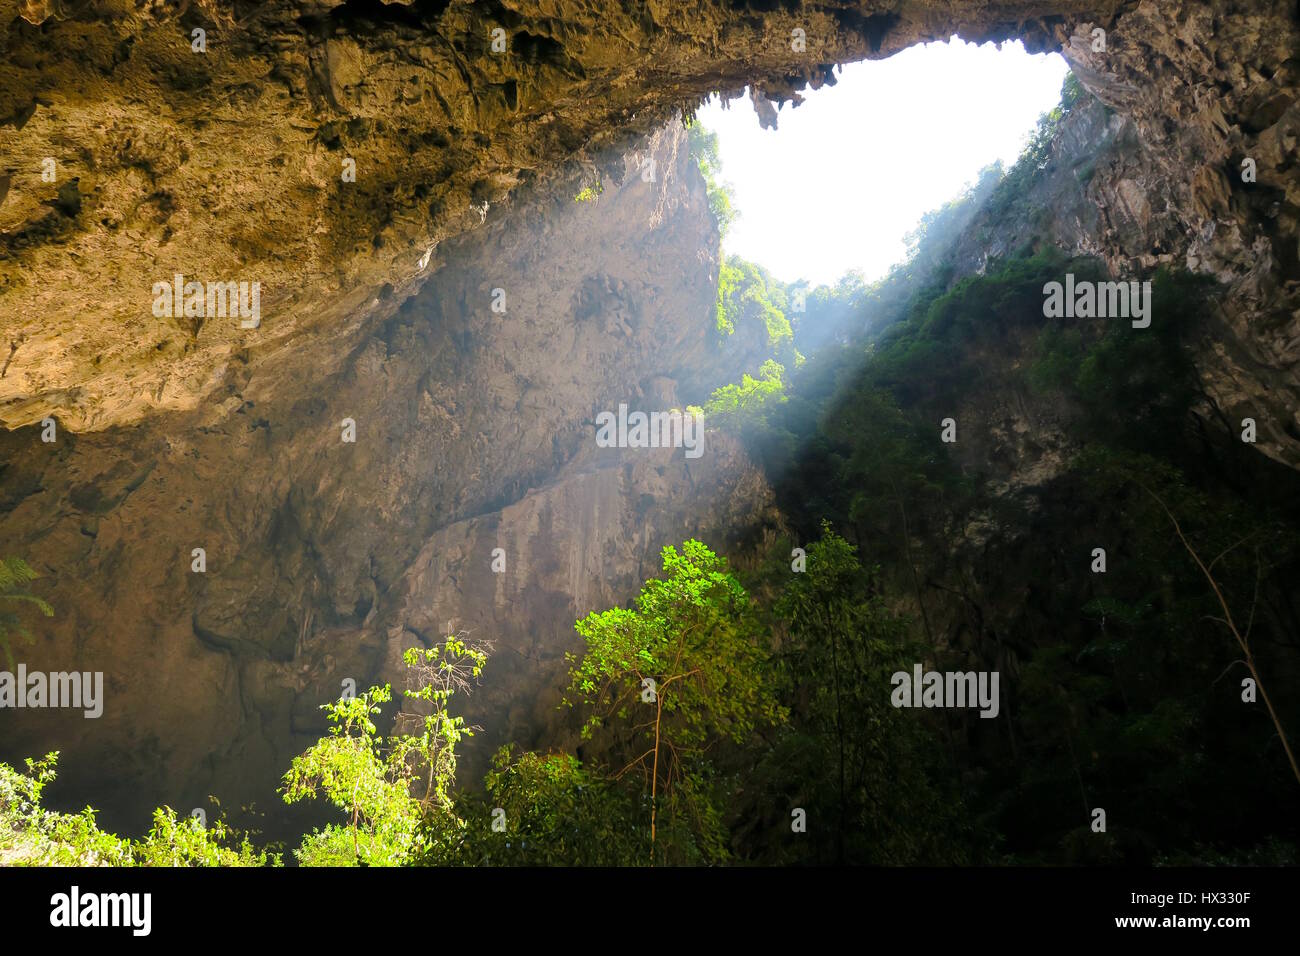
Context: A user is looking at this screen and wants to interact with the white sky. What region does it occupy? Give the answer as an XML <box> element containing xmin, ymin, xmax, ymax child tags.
<box><xmin>696</xmin><ymin>39</ymin><xmax>1070</xmax><ymax>287</ymax></box>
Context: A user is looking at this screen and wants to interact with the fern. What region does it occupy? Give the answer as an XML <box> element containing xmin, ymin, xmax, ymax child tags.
<box><xmin>0</xmin><ymin>557</ymin><xmax>53</xmax><ymax>670</ymax></box>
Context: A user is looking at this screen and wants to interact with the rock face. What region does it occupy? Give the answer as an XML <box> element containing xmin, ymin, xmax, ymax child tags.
<box><xmin>379</xmin><ymin>431</ymin><xmax>776</xmax><ymax>792</ymax></box>
<box><xmin>0</xmin><ymin>122</ymin><xmax>776</xmax><ymax>830</ymax></box>
<box><xmin>975</xmin><ymin>4</ymin><xmax>1300</xmax><ymax>472</ymax></box>
<box><xmin>941</xmin><ymin>6</ymin><xmax>1300</xmax><ymax>476</ymax></box>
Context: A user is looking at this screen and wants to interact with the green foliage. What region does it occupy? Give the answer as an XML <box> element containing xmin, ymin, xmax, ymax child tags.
<box><xmin>984</xmin><ymin>71</ymin><xmax>1084</xmax><ymax>224</ymax></box>
<box><xmin>573</xmin><ymin>181</ymin><xmax>603</xmax><ymax>203</ymax></box>
<box><xmin>740</xmin><ymin>526</ymin><xmax>975</xmax><ymax>863</ymax></box>
<box><xmin>0</xmin><ymin>752</ymin><xmax>273</xmax><ymax>866</ymax></box>
<box><xmin>708</xmin><ymin>254</ymin><xmax>802</xmax><ymax>415</ymax></box>
<box><xmin>131</xmin><ymin>807</ymin><xmax>273</xmax><ymax>867</ymax></box>
<box><xmin>0</xmin><ymin>557</ymin><xmax>53</xmax><ymax>670</ymax></box>
<box><xmin>989</xmin><ymin>446</ymin><xmax>1300</xmax><ymax>862</ymax></box>
<box><xmin>282</xmin><ymin>685</ymin><xmax>422</xmax><ymax>865</ymax></box>
<box><xmin>714</xmin><ymin>256</ymin><xmax>796</xmax><ymax>351</ymax></box>
<box><xmin>718</xmin><ymin>193</ymin><xmax>1300</xmax><ymax>862</ymax></box>
<box><xmin>1026</xmin><ymin>325</ymin><xmax>1085</xmax><ymax>393</ymax></box>
<box><xmin>565</xmin><ymin>539</ymin><xmax>786</xmax><ymax>863</ymax></box>
<box><xmin>393</xmin><ymin>637</ymin><xmax>488</xmax><ymax>812</ymax></box>
<box><xmin>0</xmin><ymin>753</ymin><xmax>130</xmax><ymax>866</ymax></box>
<box><xmin>747</xmin><ymin>249</ymin><xmax>1114</xmax><ymax>546</ymax></box>
<box><xmin>1026</xmin><ymin>266</ymin><xmax>1212</xmax><ymax>458</ymax></box>
<box><xmin>283</xmin><ymin>636</ymin><xmax>488</xmax><ymax>865</ymax></box>
<box><xmin>430</xmin><ymin>746</ymin><xmax>646</xmax><ymax>866</ymax></box>
<box><xmin>703</xmin><ymin>358</ymin><xmax>786</xmax><ymax>429</ymax></box>
<box><xmin>1061</xmin><ymin>70</ymin><xmax>1084</xmax><ymax>107</ymax></box>
<box><xmin>714</xmin><ymin>258</ymin><xmax>741</xmax><ymax>335</ymax></box>
<box><xmin>686</xmin><ymin>122</ymin><xmax>737</xmax><ymax>237</ymax></box>
<box><xmin>1074</xmin><ymin>269</ymin><xmax>1205</xmax><ymax>439</ymax></box>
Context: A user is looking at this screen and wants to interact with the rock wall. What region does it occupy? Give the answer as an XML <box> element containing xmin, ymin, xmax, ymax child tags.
<box><xmin>6</xmin><ymin>1</ymin><xmax>1294</xmax><ymax>460</ymax></box>
<box><xmin>969</xmin><ymin>3</ymin><xmax>1300</xmax><ymax>471</ymax></box>
<box><xmin>940</xmin><ymin>6</ymin><xmax>1300</xmax><ymax>475</ymax></box>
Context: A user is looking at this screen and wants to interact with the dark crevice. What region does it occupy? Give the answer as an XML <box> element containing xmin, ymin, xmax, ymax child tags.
<box><xmin>301</xmin><ymin>0</ymin><xmax>452</xmax><ymax>34</ymax></box>
<box><xmin>833</xmin><ymin>10</ymin><xmax>902</xmax><ymax>53</ymax></box>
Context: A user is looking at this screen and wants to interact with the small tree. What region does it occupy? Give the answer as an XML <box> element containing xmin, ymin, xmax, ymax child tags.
<box><xmin>392</xmin><ymin>636</ymin><xmax>489</xmax><ymax>811</ymax></box>
<box><xmin>282</xmin><ymin>635</ymin><xmax>490</xmax><ymax>866</ymax></box>
<box><xmin>565</xmin><ymin>540</ymin><xmax>785</xmax><ymax>863</ymax></box>
<box><xmin>281</xmin><ymin>685</ymin><xmax>419</xmax><ymax>865</ymax></box>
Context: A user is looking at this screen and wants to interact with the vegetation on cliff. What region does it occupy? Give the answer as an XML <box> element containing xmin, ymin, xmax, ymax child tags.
<box><xmin>706</xmin><ymin>249</ymin><xmax>1300</xmax><ymax>863</ymax></box>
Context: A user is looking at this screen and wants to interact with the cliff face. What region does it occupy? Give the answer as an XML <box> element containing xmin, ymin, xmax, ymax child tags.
<box><xmin>955</xmin><ymin>2</ymin><xmax>1300</xmax><ymax>472</ymax></box>
<box><xmin>0</xmin><ymin>122</ymin><xmax>776</xmax><ymax>829</ymax></box>
<box><xmin>835</xmin><ymin>48</ymin><xmax>1300</xmax><ymax>832</ymax></box>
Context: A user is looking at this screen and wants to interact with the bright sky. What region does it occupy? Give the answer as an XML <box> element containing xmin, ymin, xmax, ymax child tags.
<box><xmin>696</xmin><ymin>39</ymin><xmax>1070</xmax><ymax>287</ymax></box>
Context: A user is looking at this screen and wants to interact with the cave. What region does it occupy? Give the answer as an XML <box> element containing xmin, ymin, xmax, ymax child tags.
<box><xmin>1</xmin><ymin>0</ymin><xmax>1299</xmax><ymax>894</ymax></box>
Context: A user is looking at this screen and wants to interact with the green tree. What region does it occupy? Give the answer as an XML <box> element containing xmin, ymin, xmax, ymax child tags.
<box><xmin>758</xmin><ymin>526</ymin><xmax>972</xmax><ymax>864</ymax></box>
<box><xmin>432</xmin><ymin>745</ymin><xmax>646</xmax><ymax>866</ymax></box>
<box><xmin>282</xmin><ymin>635</ymin><xmax>489</xmax><ymax>866</ymax></box>
<box><xmin>565</xmin><ymin>540</ymin><xmax>785</xmax><ymax>863</ymax></box>
<box><xmin>703</xmin><ymin>358</ymin><xmax>786</xmax><ymax>429</ymax></box>
<box><xmin>282</xmin><ymin>685</ymin><xmax>421</xmax><ymax>865</ymax></box>
<box><xmin>392</xmin><ymin>637</ymin><xmax>489</xmax><ymax>811</ymax></box>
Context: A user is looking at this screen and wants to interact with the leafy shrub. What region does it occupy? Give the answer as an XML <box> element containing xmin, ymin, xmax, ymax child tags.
<box><xmin>0</xmin><ymin>753</ymin><xmax>271</xmax><ymax>866</ymax></box>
